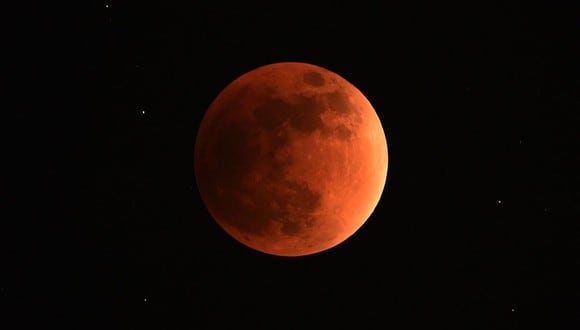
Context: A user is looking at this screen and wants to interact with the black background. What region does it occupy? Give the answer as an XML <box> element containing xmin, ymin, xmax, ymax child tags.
<box><xmin>4</xmin><ymin>1</ymin><xmax>579</xmax><ymax>329</ymax></box>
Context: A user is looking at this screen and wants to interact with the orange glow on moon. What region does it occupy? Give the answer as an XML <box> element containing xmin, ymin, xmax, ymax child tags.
<box><xmin>194</xmin><ymin>62</ymin><xmax>388</xmax><ymax>257</ymax></box>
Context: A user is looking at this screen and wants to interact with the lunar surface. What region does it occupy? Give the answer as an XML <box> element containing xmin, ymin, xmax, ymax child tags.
<box><xmin>194</xmin><ymin>62</ymin><xmax>388</xmax><ymax>256</ymax></box>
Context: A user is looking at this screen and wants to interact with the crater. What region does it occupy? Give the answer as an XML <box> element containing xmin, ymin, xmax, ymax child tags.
<box><xmin>325</xmin><ymin>91</ymin><xmax>353</xmax><ymax>115</ymax></box>
<box><xmin>334</xmin><ymin>124</ymin><xmax>352</xmax><ymax>139</ymax></box>
<box><xmin>303</xmin><ymin>71</ymin><xmax>325</xmax><ymax>87</ymax></box>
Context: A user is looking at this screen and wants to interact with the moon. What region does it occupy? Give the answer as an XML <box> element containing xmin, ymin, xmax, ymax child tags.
<box><xmin>195</xmin><ymin>62</ymin><xmax>388</xmax><ymax>257</ymax></box>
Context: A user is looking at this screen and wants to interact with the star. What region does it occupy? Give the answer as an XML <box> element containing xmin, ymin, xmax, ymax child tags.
<box><xmin>141</xmin><ymin>110</ymin><xmax>146</xmax><ymax>115</ymax></box>
<box><xmin>498</xmin><ymin>200</ymin><xmax>502</xmax><ymax>204</ymax></box>
<box><xmin>144</xmin><ymin>298</ymin><xmax>147</xmax><ymax>302</ymax></box>
<box><xmin>105</xmin><ymin>4</ymin><xmax>109</xmax><ymax>8</ymax></box>
<box><xmin>511</xmin><ymin>308</ymin><xmax>515</xmax><ymax>312</ymax></box>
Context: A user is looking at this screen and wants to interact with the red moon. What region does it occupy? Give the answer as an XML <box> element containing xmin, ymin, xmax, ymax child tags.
<box><xmin>195</xmin><ymin>62</ymin><xmax>388</xmax><ymax>257</ymax></box>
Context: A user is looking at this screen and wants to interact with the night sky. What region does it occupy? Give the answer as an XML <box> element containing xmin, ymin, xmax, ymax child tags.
<box><xmin>5</xmin><ymin>1</ymin><xmax>579</xmax><ymax>329</ymax></box>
